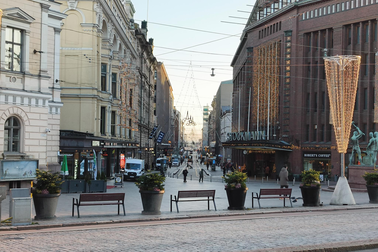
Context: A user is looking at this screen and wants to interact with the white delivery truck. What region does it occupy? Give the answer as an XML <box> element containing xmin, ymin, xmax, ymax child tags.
<box><xmin>123</xmin><ymin>159</ymin><xmax>145</xmax><ymax>180</ymax></box>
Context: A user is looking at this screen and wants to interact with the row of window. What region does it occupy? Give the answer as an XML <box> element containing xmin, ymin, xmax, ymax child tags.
<box><xmin>99</xmin><ymin>107</ymin><xmax>133</xmax><ymax>138</ymax></box>
<box><xmin>306</xmin><ymin>123</ymin><xmax>375</xmax><ymax>142</ymax></box>
<box><xmin>302</xmin><ymin>0</ymin><xmax>378</xmax><ymax>20</ymax></box>
<box><xmin>259</xmin><ymin>22</ymin><xmax>282</xmax><ymax>39</ymax></box>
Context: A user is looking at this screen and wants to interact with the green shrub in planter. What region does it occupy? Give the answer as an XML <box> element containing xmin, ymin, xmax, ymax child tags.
<box><xmin>223</xmin><ymin>171</ymin><xmax>247</xmax><ymax>189</ymax></box>
<box><xmin>135</xmin><ymin>173</ymin><xmax>165</xmax><ymax>191</ymax></box>
<box><xmin>363</xmin><ymin>169</ymin><xmax>378</xmax><ymax>185</ymax></box>
<box><xmin>300</xmin><ymin>169</ymin><xmax>321</xmax><ymax>188</ymax></box>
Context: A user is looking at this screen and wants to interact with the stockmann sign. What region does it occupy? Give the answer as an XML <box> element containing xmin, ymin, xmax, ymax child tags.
<box><xmin>227</xmin><ymin>131</ymin><xmax>266</xmax><ymax>142</ymax></box>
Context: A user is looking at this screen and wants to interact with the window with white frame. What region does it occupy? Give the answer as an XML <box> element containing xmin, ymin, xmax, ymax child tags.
<box><xmin>319</xmin><ymin>8</ymin><xmax>322</xmax><ymax>16</ymax></box>
<box><xmin>4</xmin><ymin>117</ymin><xmax>21</xmax><ymax>152</ymax></box>
<box><xmin>5</xmin><ymin>27</ymin><xmax>22</xmax><ymax>72</ymax></box>
<box><xmin>342</xmin><ymin>2</ymin><xmax>345</xmax><ymax>10</ymax></box>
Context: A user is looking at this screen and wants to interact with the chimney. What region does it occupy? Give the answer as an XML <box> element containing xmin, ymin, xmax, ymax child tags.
<box><xmin>149</xmin><ymin>38</ymin><xmax>154</xmax><ymax>46</ymax></box>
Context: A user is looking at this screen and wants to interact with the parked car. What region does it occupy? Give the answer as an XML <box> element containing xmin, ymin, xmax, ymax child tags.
<box><xmin>172</xmin><ymin>159</ymin><xmax>180</xmax><ymax>167</ymax></box>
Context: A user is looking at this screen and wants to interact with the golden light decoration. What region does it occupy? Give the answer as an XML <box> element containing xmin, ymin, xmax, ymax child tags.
<box><xmin>252</xmin><ymin>41</ymin><xmax>280</xmax><ymax>135</ymax></box>
<box><xmin>324</xmin><ymin>55</ymin><xmax>361</xmax><ymax>154</ymax></box>
<box><xmin>0</xmin><ymin>9</ymin><xmax>3</xmax><ymax>26</ymax></box>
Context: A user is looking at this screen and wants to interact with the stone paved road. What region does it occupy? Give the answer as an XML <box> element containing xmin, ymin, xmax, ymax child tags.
<box><xmin>1</xmin><ymin>208</ymin><xmax>378</xmax><ymax>251</ymax></box>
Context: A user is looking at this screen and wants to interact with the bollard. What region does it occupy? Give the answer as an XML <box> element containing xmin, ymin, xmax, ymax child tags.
<box><xmin>327</xmin><ymin>179</ymin><xmax>329</xmax><ymax>187</ymax></box>
<box><xmin>292</xmin><ymin>177</ymin><xmax>295</xmax><ymax>186</ymax></box>
<box><xmin>266</xmin><ymin>176</ymin><xmax>269</xmax><ymax>182</ymax></box>
<box><xmin>190</xmin><ymin>175</ymin><xmax>192</xmax><ymax>181</ymax></box>
<box><xmin>254</xmin><ymin>175</ymin><xmax>256</xmax><ymax>181</ymax></box>
<box><xmin>277</xmin><ymin>178</ymin><xmax>279</xmax><ymax>184</ymax></box>
<box><xmin>210</xmin><ymin>175</ymin><xmax>212</xmax><ymax>182</ymax></box>
<box><xmin>262</xmin><ymin>177</ymin><xmax>264</xmax><ymax>183</ymax></box>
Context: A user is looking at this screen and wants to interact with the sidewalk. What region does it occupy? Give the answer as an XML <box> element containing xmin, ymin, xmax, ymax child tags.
<box><xmin>1</xmin><ymin>164</ymin><xmax>376</xmax><ymax>230</ymax></box>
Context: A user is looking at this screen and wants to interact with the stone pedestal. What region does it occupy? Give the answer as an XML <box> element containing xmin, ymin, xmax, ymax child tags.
<box><xmin>348</xmin><ymin>165</ymin><xmax>374</xmax><ymax>189</ymax></box>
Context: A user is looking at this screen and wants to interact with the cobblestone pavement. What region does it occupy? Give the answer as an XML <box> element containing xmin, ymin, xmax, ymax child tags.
<box><xmin>0</xmin><ymin>208</ymin><xmax>378</xmax><ymax>251</ymax></box>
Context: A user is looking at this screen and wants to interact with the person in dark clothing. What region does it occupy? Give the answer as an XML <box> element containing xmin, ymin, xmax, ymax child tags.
<box><xmin>199</xmin><ymin>168</ymin><xmax>209</xmax><ymax>182</ymax></box>
<box><xmin>206</xmin><ymin>162</ymin><xmax>210</xmax><ymax>170</ymax></box>
<box><xmin>183</xmin><ymin>168</ymin><xmax>188</xmax><ymax>182</ymax></box>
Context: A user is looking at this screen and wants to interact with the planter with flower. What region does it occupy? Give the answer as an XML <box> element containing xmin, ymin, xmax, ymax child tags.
<box><xmin>362</xmin><ymin>169</ymin><xmax>378</xmax><ymax>203</ymax></box>
<box><xmin>299</xmin><ymin>169</ymin><xmax>321</xmax><ymax>206</ymax></box>
<box><xmin>32</xmin><ymin>169</ymin><xmax>63</xmax><ymax>219</ymax></box>
<box><xmin>223</xmin><ymin>171</ymin><xmax>248</xmax><ymax>210</ymax></box>
<box><xmin>135</xmin><ymin>173</ymin><xmax>165</xmax><ymax>215</ymax></box>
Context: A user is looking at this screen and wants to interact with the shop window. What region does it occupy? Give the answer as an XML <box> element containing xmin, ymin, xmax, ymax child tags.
<box><xmin>111</xmin><ymin>111</ymin><xmax>116</xmax><ymax>137</ymax></box>
<box><xmin>313</xmin><ymin>125</ymin><xmax>317</xmax><ymax>142</ymax></box>
<box><xmin>112</xmin><ymin>73</ymin><xmax>117</xmax><ymax>98</ymax></box>
<box><xmin>5</xmin><ymin>27</ymin><xmax>22</xmax><ymax>72</ymax></box>
<box><xmin>4</xmin><ymin>116</ymin><xmax>21</xmax><ymax>152</ymax></box>
<box><xmin>100</xmin><ymin>106</ymin><xmax>106</xmax><ymax>135</ymax></box>
<box><xmin>101</xmin><ymin>64</ymin><xmax>107</xmax><ymax>91</ymax></box>
<box><xmin>365</xmin><ymin>24</ymin><xmax>369</xmax><ymax>43</ymax></box>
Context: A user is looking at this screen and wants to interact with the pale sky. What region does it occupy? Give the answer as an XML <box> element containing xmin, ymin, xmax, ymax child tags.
<box><xmin>132</xmin><ymin>1</ymin><xmax>254</xmax><ymax>142</ymax></box>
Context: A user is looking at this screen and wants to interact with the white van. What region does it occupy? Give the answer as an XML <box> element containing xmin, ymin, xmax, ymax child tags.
<box><xmin>123</xmin><ymin>159</ymin><xmax>145</xmax><ymax>180</ymax></box>
<box><xmin>156</xmin><ymin>157</ymin><xmax>168</xmax><ymax>170</ymax></box>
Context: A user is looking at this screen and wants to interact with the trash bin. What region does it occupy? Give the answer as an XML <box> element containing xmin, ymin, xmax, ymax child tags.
<box><xmin>334</xmin><ymin>175</ymin><xmax>338</xmax><ymax>182</ymax></box>
<box><xmin>9</xmin><ymin>188</ymin><xmax>32</xmax><ymax>226</ymax></box>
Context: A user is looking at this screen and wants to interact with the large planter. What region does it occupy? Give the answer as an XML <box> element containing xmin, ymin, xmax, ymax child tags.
<box><xmin>300</xmin><ymin>186</ymin><xmax>320</xmax><ymax>206</ymax></box>
<box><xmin>366</xmin><ymin>185</ymin><xmax>378</xmax><ymax>203</ymax></box>
<box><xmin>33</xmin><ymin>193</ymin><xmax>60</xmax><ymax>219</ymax></box>
<box><xmin>68</xmin><ymin>180</ymin><xmax>86</xmax><ymax>193</ymax></box>
<box><xmin>139</xmin><ymin>190</ymin><xmax>164</xmax><ymax>215</ymax></box>
<box><xmin>225</xmin><ymin>188</ymin><xmax>248</xmax><ymax>210</ymax></box>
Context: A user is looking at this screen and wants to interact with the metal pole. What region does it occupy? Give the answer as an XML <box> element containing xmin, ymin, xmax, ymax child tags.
<box><xmin>238</xmin><ymin>89</ymin><xmax>241</xmax><ymax>132</ymax></box>
<box><xmin>267</xmin><ymin>82</ymin><xmax>270</xmax><ymax>140</ymax></box>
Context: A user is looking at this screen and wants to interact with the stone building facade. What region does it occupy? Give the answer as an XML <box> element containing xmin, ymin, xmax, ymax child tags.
<box><xmin>0</xmin><ymin>0</ymin><xmax>66</xmax><ymax>189</ymax></box>
<box><xmin>228</xmin><ymin>0</ymin><xmax>378</xmax><ymax>178</ymax></box>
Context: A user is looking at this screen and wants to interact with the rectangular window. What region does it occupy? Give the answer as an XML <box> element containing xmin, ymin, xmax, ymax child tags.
<box><xmin>313</xmin><ymin>125</ymin><xmax>317</xmax><ymax>142</ymax></box>
<box><xmin>348</xmin><ymin>27</ymin><xmax>352</xmax><ymax>45</ymax></box>
<box><xmin>365</xmin><ymin>54</ymin><xmax>369</xmax><ymax>76</ymax></box>
<box><xmin>332</xmin><ymin>4</ymin><xmax>335</xmax><ymax>12</ymax></box>
<box><xmin>356</xmin><ymin>0</ymin><xmax>359</xmax><ymax>7</ymax></box>
<box><xmin>112</xmin><ymin>73</ymin><xmax>117</xmax><ymax>98</ymax></box>
<box><xmin>321</xmin><ymin>124</ymin><xmax>325</xmax><ymax>142</ymax></box>
<box><xmin>307</xmin><ymin>12</ymin><xmax>309</xmax><ymax>19</ymax></box>
<box><xmin>315</xmin><ymin>9</ymin><xmax>318</xmax><ymax>17</ymax></box>
<box><xmin>366</xmin><ymin>24</ymin><xmax>369</xmax><ymax>43</ymax></box>
<box><xmin>351</xmin><ymin>0</ymin><xmax>354</xmax><ymax>8</ymax></box>
<box><xmin>337</xmin><ymin>3</ymin><xmax>340</xmax><ymax>11</ymax></box>
<box><xmin>307</xmin><ymin>93</ymin><xmax>311</xmax><ymax>112</ymax></box>
<box><xmin>323</xmin><ymin>7</ymin><xmax>327</xmax><ymax>14</ymax></box>
<box><xmin>111</xmin><ymin>111</ymin><xmax>116</xmax><ymax>137</ymax></box>
<box><xmin>346</xmin><ymin>2</ymin><xmax>349</xmax><ymax>9</ymax></box>
<box><xmin>311</xmin><ymin>10</ymin><xmax>313</xmax><ymax>18</ymax></box>
<box><xmin>357</xmin><ymin>26</ymin><xmax>360</xmax><ymax>44</ymax></box>
<box><xmin>5</xmin><ymin>27</ymin><xmax>22</xmax><ymax>72</ymax></box>
<box><xmin>364</xmin><ymin>88</ymin><xmax>368</xmax><ymax>109</ymax></box>
<box><xmin>101</xmin><ymin>64</ymin><xmax>107</xmax><ymax>91</ymax></box>
<box><xmin>100</xmin><ymin>106</ymin><xmax>106</xmax><ymax>135</ymax></box>
<box><xmin>328</xmin><ymin>6</ymin><xmax>331</xmax><ymax>13</ymax></box>
<box><xmin>129</xmin><ymin>119</ymin><xmax>132</xmax><ymax>139</ymax></box>
<box><xmin>129</xmin><ymin>89</ymin><xmax>133</xmax><ymax>108</ymax></box>
<box><xmin>314</xmin><ymin>92</ymin><xmax>318</xmax><ymax>112</ymax></box>
<box><xmin>306</xmin><ymin>125</ymin><xmax>310</xmax><ymax>142</ymax></box>
<box><xmin>319</xmin><ymin>8</ymin><xmax>322</xmax><ymax>16</ymax></box>
<box><xmin>342</xmin><ymin>2</ymin><xmax>345</xmax><ymax>10</ymax></box>
<box><xmin>322</xmin><ymin>91</ymin><xmax>326</xmax><ymax>112</ymax></box>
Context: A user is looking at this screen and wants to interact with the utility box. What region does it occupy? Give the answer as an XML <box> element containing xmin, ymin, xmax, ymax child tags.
<box><xmin>11</xmin><ymin>197</ymin><xmax>32</xmax><ymax>226</ymax></box>
<box><xmin>0</xmin><ymin>186</ymin><xmax>6</xmax><ymax>222</ymax></box>
<box><xmin>9</xmin><ymin>188</ymin><xmax>30</xmax><ymax>218</ymax></box>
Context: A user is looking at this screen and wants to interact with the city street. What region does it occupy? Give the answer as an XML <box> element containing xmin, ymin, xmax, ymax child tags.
<box><xmin>1</xmin><ymin>208</ymin><xmax>378</xmax><ymax>251</ymax></box>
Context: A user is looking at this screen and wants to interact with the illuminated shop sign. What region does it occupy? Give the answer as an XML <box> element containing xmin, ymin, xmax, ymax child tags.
<box><xmin>227</xmin><ymin>131</ymin><xmax>266</xmax><ymax>142</ymax></box>
<box><xmin>303</xmin><ymin>153</ymin><xmax>331</xmax><ymax>158</ymax></box>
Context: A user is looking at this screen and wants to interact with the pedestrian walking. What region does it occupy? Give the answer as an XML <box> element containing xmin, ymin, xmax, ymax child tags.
<box><xmin>183</xmin><ymin>168</ymin><xmax>188</xmax><ymax>182</ymax></box>
<box><xmin>279</xmin><ymin>165</ymin><xmax>289</xmax><ymax>188</ymax></box>
<box><xmin>265</xmin><ymin>166</ymin><xmax>270</xmax><ymax>178</ymax></box>
<box><xmin>206</xmin><ymin>162</ymin><xmax>210</xmax><ymax>170</ymax></box>
<box><xmin>199</xmin><ymin>168</ymin><xmax>209</xmax><ymax>182</ymax></box>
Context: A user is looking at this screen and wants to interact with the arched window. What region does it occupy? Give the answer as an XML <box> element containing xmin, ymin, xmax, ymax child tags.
<box><xmin>4</xmin><ymin>117</ymin><xmax>21</xmax><ymax>152</ymax></box>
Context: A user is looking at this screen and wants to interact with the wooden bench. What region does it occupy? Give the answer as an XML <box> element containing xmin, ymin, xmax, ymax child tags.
<box><xmin>170</xmin><ymin>190</ymin><xmax>217</xmax><ymax>213</ymax></box>
<box><xmin>252</xmin><ymin>188</ymin><xmax>293</xmax><ymax>208</ymax></box>
<box><xmin>72</xmin><ymin>193</ymin><xmax>126</xmax><ymax>218</ymax></box>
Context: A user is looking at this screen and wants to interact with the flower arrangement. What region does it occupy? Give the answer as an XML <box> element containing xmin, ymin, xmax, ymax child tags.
<box><xmin>300</xmin><ymin>169</ymin><xmax>321</xmax><ymax>187</ymax></box>
<box><xmin>33</xmin><ymin>169</ymin><xmax>63</xmax><ymax>194</ymax></box>
<box><xmin>362</xmin><ymin>169</ymin><xmax>378</xmax><ymax>186</ymax></box>
<box><xmin>223</xmin><ymin>171</ymin><xmax>247</xmax><ymax>190</ymax></box>
<box><xmin>135</xmin><ymin>173</ymin><xmax>165</xmax><ymax>192</ymax></box>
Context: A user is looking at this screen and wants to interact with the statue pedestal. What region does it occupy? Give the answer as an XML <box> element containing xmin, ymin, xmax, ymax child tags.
<box><xmin>348</xmin><ymin>165</ymin><xmax>374</xmax><ymax>189</ymax></box>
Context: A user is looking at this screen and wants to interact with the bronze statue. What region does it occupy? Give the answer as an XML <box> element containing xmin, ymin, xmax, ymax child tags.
<box><xmin>349</xmin><ymin>122</ymin><xmax>364</xmax><ymax>165</ymax></box>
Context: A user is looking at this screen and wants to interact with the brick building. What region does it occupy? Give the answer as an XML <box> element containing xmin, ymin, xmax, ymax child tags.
<box><xmin>227</xmin><ymin>0</ymin><xmax>378</xmax><ymax>179</ymax></box>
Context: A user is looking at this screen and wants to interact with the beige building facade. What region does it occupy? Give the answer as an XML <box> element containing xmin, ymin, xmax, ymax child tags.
<box><xmin>58</xmin><ymin>0</ymin><xmax>157</xmax><ymax>177</ymax></box>
<box><xmin>0</xmin><ymin>0</ymin><xmax>66</xmax><ymax>190</ymax></box>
